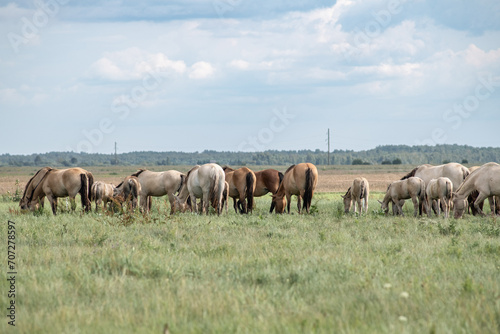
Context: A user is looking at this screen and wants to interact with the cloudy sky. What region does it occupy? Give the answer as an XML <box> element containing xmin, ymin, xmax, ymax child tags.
<box><xmin>1</xmin><ymin>0</ymin><xmax>499</xmax><ymax>155</ymax></box>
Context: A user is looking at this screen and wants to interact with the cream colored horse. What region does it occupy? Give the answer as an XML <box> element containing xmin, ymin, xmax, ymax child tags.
<box><xmin>425</xmin><ymin>177</ymin><xmax>453</xmax><ymax>218</ymax></box>
<box><xmin>91</xmin><ymin>181</ymin><xmax>116</xmax><ymax>212</ymax></box>
<box><xmin>379</xmin><ymin>177</ymin><xmax>425</xmax><ymax>217</ymax></box>
<box><xmin>453</xmin><ymin>162</ymin><xmax>500</xmax><ymax>218</ymax></box>
<box><xmin>22</xmin><ymin>167</ymin><xmax>93</xmax><ymax>215</ymax></box>
<box><xmin>272</xmin><ymin>163</ymin><xmax>318</xmax><ymax>214</ymax></box>
<box><xmin>341</xmin><ymin>177</ymin><xmax>369</xmax><ymax>214</ymax></box>
<box><xmin>401</xmin><ymin>162</ymin><xmax>469</xmax><ymax>189</ymax></box>
<box><xmin>131</xmin><ymin>169</ymin><xmax>185</xmax><ymax>214</ymax></box>
<box><xmin>174</xmin><ymin>163</ymin><xmax>226</xmax><ymax>215</ymax></box>
<box><xmin>114</xmin><ymin>176</ymin><xmax>142</xmax><ymax>211</ymax></box>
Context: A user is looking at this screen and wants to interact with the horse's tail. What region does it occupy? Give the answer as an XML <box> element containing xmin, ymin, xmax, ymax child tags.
<box><xmin>278</xmin><ymin>171</ymin><xmax>284</xmax><ymax>188</ymax></box>
<box><xmin>462</xmin><ymin>167</ymin><xmax>470</xmax><ymax>181</ymax></box>
<box><xmin>401</xmin><ymin>166</ymin><xmax>418</xmax><ymax>180</ymax></box>
<box><xmin>90</xmin><ymin>182</ymin><xmax>97</xmax><ymax>202</ymax></box>
<box><xmin>446</xmin><ymin>180</ymin><xmax>452</xmax><ymax>201</ymax></box>
<box><xmin>360</xmin><ymin>181</ymin><xmax>366</xmax><ymax>200</ymax></box>
<box><xmin>209</xmin><ymin>169</ymin><xmax>223</xmax><ymax>214</ymax></box>
<box><xmin>128</xmin><ymin>179</ymin><xmax>138</xmax><ymax>200</ymax></box>
<box><xmin>86</xmin><ymin>172</ymin><xmax>94</xmax><ymax>203</ymax></box>
<box><xmin>246</xmin><ymin>172</ymin><xmax>255</xmax><ymax>213</ymax></box>
<box><xmin>177</xmin><ymin>174</ymin><xmax>186</xmax><ymax>194</ymax></box>
<box><xmin>303</xmin><ymin>168</ymin><xmax>315</xmax><ymax>212</ymax></box>
<box><xmin>79</xmin><ymin>173</ymin><xmax>90</xmax><ymax>212</ymax></box>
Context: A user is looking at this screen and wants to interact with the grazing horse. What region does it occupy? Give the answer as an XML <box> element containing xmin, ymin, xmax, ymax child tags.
<box><xmin>379</xmin><ymin>177</ymin><xmax>425</xmax><ymax>217</ymax></box>
<box><xmin>20</xmin><ymin>167</ymin><xmax>93</xmax><ymax>215</ymax></box>
<box><xmin>224</xmin><ymin>167</ymin><xmax>283</xmax><ymax>213</ymax></box>
<box><xmin>342</xmin><ymin>177</ymin><xmax>369</xmax><ymax>214</ymax></box>
<box><xmin>19</xmin><ymin>166</ymin><xmax>52</xmax><ymax>210</ymax></box>
<box><xmin>272</xmin><ymin>163</ymin><xmax>318</xmax><ymax>214</ymax></box>
<box><xmin>425</xmin><ymin>177</ymin><xmax>453</xmax><ymax>218</ymax></box>
<box><xmin>114</xmin><ymin>176</ymin><xmax>142</xmax><ymax>211</ymax></box>
<box><xmin>401</xmin><ymin>162</ymin><xmax>469</xmax><ymax>213</ymax></box>
<box><xmin>90</xmin><ymin>181</ymin><xmax>116</xmax><ymax>212</ymax></box>
<box><xmin>223</xmin><ymin>166</ymin><xmax>256</xmax><ymax>214</ymax></box>
<box><xmin>174</xmin><ymin>163</ymin><xmax>225</xmax><ymax>215</ymax></box>
<box><xmin>131</xmin><ymin>169</ymin><xmax>185</xmax><ymax>214</ymax></box>
<box><xmin>452</xmin><ymin>162</ymin><xmax>500</xmax><ymax>218</ymax></box>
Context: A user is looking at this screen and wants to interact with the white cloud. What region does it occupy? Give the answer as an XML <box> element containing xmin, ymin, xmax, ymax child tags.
<box><xmin>189</xmin><ymin>61</ymin><xmax>215</xmax><ymax>79</ymax></box>
<box><xmin>87</xmin><ymin>47</ymin><xmax>186</xmax><ymax>81</ymax></box>
<box><xmin>229</xmin><ymin>59</ymin><xmax>250</xmax><ymax>70</ymax></box>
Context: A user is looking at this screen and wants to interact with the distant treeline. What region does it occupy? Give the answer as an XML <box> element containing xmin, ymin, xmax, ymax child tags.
<box><xmin>1</xmin><ymin>145</ymin><xmax>499</xmax><ymax>168</ymax></box>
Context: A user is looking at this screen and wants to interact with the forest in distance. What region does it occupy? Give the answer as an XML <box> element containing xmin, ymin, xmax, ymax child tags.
<box><xmin>1</xmin><ymin>144</ymin><xmax>500</xmax><ymax>168</ymax></box>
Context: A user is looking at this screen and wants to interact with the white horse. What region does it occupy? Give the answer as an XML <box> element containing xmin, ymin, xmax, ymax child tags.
<box><xmin>341</xmin><ymin>177</ymin><xmax>369</xmax><ymax>214</ymax></box>
<box><xmin>131</xmin><ymin>169</ymin><xmax>185</xmax><ymax>214</ymax></box>
<box><xmin>453</xmin><ymin>162</ymin><xmax>500</xmax><ymax>218</ymax></box>
<box><xmin>174</xmin><ymin>163</ymin><xmax>226</xmax><ymax>215</ymax></box>
<box><xmin>425</xmin><ymin>177</ymin><xmax>453</xmax><ymax>218</ymax></box>
<box><xmin>379</xmin><ymin>177</ymin><xmax>426</xmax><ymax>217</ymax></box>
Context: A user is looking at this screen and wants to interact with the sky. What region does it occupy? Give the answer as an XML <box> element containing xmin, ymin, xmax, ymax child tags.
<box><xmin>1</xmin><ymin>0</ymin><xmax>499</xmax><ymax>155</ymax></box>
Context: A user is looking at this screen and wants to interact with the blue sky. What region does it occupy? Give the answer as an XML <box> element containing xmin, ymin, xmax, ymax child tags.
<box><xmin>1</xmin><ymin>0</ymin><xmax>499</xmax><ymax>155</ymax></box>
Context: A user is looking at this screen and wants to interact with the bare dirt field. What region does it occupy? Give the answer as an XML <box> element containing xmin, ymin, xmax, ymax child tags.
<box><xmin>0</xmin><ymin>165</ymin><xmax>414</xmax><ymax>197</ymax></box>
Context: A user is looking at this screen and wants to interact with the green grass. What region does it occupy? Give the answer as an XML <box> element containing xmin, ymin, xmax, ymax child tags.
<box><xmin>1</xmin><ymin>193</ymin><xmax>499</xmax><ymax>333</ymax></box>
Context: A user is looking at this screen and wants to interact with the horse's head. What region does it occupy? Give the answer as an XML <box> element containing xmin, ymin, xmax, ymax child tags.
<box><xmin>272</xmin><ymin>194</ymin><xmax>286</xmax><ymax>214</ymax></box>
<box><xmin>452</xmin><ymin>193</ymin><xmax>466</xmax><ymax>219</ymax></box>
<box><xmin>341</xmin><ymin>188</ymin><xmax>352</xmax><ymax>213</ymax></box>
<box><xmin>378</xmin><ymin>199</ymin><xmax>389</xmax><ymax>214</ymax></box>
<box><xmin>173</xmin><ymin>195</ymin><xmax>187</xmax><ymax>213</ymax></box>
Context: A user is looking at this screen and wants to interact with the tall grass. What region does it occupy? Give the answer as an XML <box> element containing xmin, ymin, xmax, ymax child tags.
<box><xmin>1</xmin><ymin>193</ymin><xmax>499</xmax><ymax>333</ymax></box>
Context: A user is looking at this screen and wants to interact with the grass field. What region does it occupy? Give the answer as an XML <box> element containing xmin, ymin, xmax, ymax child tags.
<box><xmin>0</xmin><ymin>165</ymin><xmax>499</xmax><ymax>333</ymax></box>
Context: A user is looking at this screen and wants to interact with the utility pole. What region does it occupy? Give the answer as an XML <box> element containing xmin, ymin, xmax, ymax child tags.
<box><xmin>327</xmin><ymin>129</ymin><xmax>331</xmax><ymax>165</ymax></box>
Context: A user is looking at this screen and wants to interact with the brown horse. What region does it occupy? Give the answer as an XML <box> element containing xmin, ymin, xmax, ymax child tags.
<box><xmin>19</xmin><ymin>166</ymin><xmax>52</xmax><ymax>210</ymax></box>
<box><xmin>90</xmin><ymin>181</ymin><xmax>116</xmax><ymax>212</ymax></box>
<box><xmin>20</xmin><ymin>167</ymin><xmax>93</xmax><ymax>215</ymax></box>
<box><xmin>223</xmin><ymin>166</ymin><xmax>256</xmax><ymax>214</ymax></box>
<box><xmin>272</xmin><ymin>163</ymin><xmax>318</xmax><ymax>214</ymax></box>
<box><xmin>131</xmin><ymin>169</ymin><xmax>185</xmax><ymax>214</ymax></box>
<box><xmin>224</xmin><ymin>167</ymin><xmax>283</xmax><ymax>213</ymax></box>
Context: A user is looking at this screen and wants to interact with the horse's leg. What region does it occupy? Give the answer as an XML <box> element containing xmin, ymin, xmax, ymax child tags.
<box><xmin>488</xmin><ymin>196</ymin><xmax>496</xmax><ymax>216</ymax></box>
<box><xmin>411</xmin><ymin>196</ymin><xmax>419</xmax><ymax>217</ymax></box>
<box><xmin>232</xmin><ymin>198</ymin><xmax>238</xmax><ymax>214</ymax></box>
<box><xmin>167</xmin><ymin>193</ymin><xmax>175</xmax><ymax>215</ymax></box>
<box><xmin>286</xmin><ymin>193</ymin><xmax>292</xmax><ymax>214</ymax></box>
<box><xmin>46</xmin><ymin>194</ymin><xmax>57</xmax><ymax>215</ymax></box>
<box><xmin>436</xmin><ymin>199</ymin><xmax>441</xmax><ymax>217</ymax></box>
<box><xmin>69</xmin><ymin>196</ymin><xmax>76</xmax><ymax>212</ymax></box>
<box><xmin>190</xmin><ymin>194</ymin><xmax>198</xmax><ymax>213</ymax></box>
<box><xmin>473</xmin><ymin>193</ymin><xmax>488</xmax><ymax>217</ymax></box>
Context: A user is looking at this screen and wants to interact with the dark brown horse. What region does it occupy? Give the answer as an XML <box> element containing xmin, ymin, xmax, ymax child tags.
<box><xmin>19</xmin><ymin>166</ymin><xmax>52</xmax><ymax>211</ymax></box>
<box><xmin>272</xmin><ymin>163</ymin><xmax>318</xmax><ymax>214</ymax></box>
<box><xmin>223</xmin><ymin>166</ymin><xmax>256</xmax><ymax>214</ymax></box>
<box><xmin>224</xmin><ymin>167</ymin><xmax>284</xmax><ymax>213</ymax></box>
<box><xmin>20</xmin><ymin>167</ymin><xmax>94</xmax><ymax>215</ymax></box>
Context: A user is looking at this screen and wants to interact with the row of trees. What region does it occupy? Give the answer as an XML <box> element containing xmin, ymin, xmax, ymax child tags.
<box><xmin>1</xmin><ymin>144</ymin><xmax>499</xmax><ymax>167</ymax></box>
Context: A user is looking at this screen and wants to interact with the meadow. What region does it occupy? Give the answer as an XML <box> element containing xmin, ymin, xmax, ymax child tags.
<box><xmin>0</xmin><ymin>165</ymin><xmax>499</xmax><ymax>333</ymax></box>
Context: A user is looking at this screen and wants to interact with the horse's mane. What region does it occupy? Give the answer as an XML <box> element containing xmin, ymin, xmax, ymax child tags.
<box><xmin>131</xmin><ymin>169</ymin><xmax>146</xmax><ymax>177</ymax></box>
<box><xmin>185</xmin><ymin>165</ymin><xmax>200</xmax><ymax>182</ymax></box>
<box><xmin>285</xmin><ymin>164</ymin><xmax>296</xmax><ymax>174</ymax></box>
<box><xmin>400</xmin><ymin>166</ymin><xmax>419</xmax><ymax>180</ymax></box>
<box><xmin>22</xmin><ymin>167</ymin><xmax>50</xmax><ymax>199</ymax></box>
<box><xmin>28</xmin><ymin>167</ymin><xmax>54</xmax><ymax>201</ymax></box>
<box><xmin>222</xmin><ymin>166</ymin><xmax>234</xmax><ymax>172</ymax></box>
<box><xmin>343</xmin><ymin>187</ymin><xmax>351</xmax><ymax>197</ymax></box>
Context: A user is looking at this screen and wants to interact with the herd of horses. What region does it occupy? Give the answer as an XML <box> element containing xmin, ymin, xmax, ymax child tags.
<box><xmin>342</xmin><ymin>162</ymin><xmax>500</xmax><ymax>219</ymax></box>
<box><xmin>18</xmin><ymin>161</ymin><xmax>500</xmax><ymax>219</ymax></box>
<box><xmin>19</xmin><ymin>163</ymin><xmax>318</xmax><ymax>216</ymax></box>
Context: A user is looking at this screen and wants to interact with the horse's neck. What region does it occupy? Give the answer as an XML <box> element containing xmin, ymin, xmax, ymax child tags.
<box><xmin>456</xmin><ymin>173</ymin><xmax>477</xmax><ymax>198</ymax></box>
